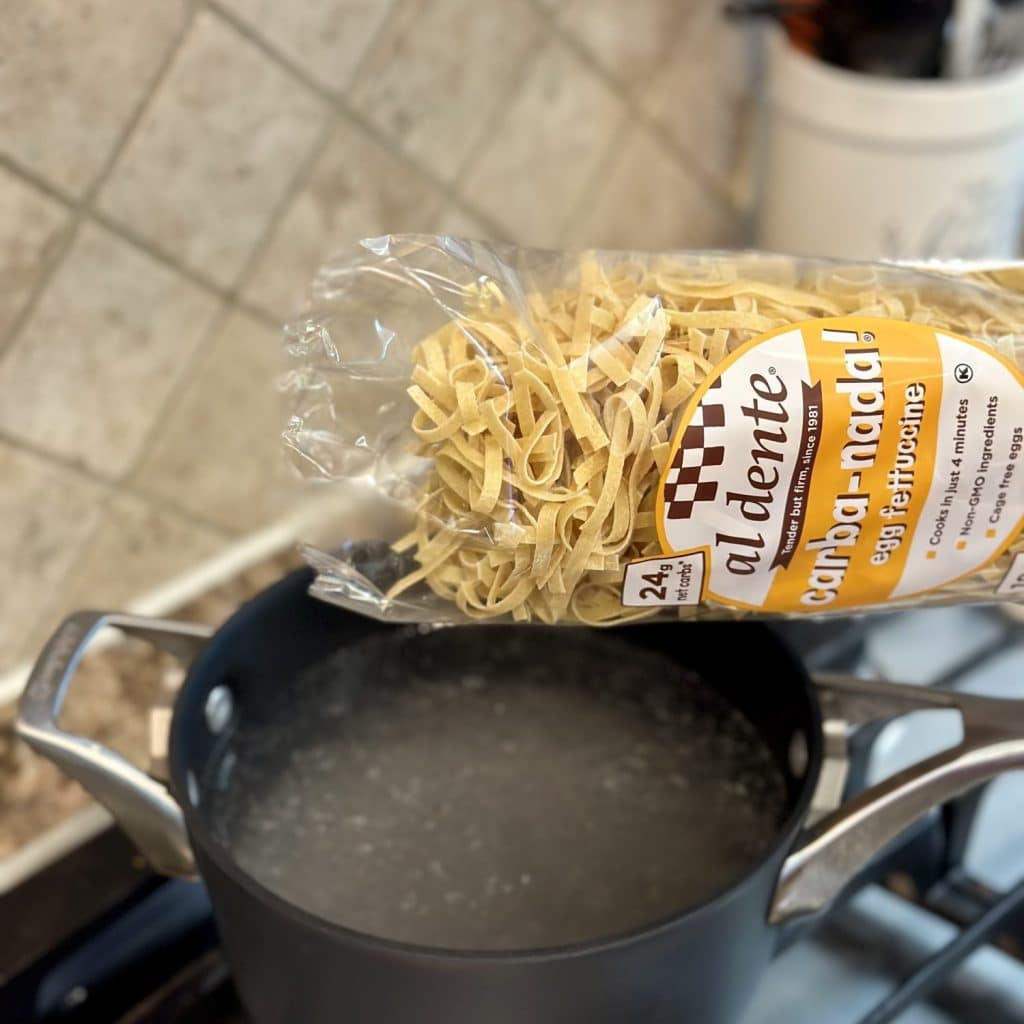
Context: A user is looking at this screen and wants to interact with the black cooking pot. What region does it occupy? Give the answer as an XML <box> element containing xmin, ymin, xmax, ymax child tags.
<box><xmin>18</xmin><ymin>570</ymin><xmax>1024</xmax><ymax>1024</ymax></box>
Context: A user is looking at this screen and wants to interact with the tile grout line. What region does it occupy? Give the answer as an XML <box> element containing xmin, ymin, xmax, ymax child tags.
<box><xmin>339</xmin><ymin>101</ymin><xmax>513</xmax><ymax>243</ymax></box>
<box><xmin>339</xmin><ymin>0</ymin><xmax>406</xmax><ymax>94</ymax></box>
<box><xmin>0</xmin><ymin>206</ymin><xmax>80</xmax><ymax>361</ymax></box>
<box><xmin>1</xmin><ymin>0</ymin><xmax>741</xmax><ymax>364</ymax></box>
<box><xmin>230</xmin><ymin>109</ymin><xmax>340</xmax><ymax>310</ymax></box>
<box><xmin>628</xmin><ymin>22</ymin><xmax>750</xmax><ymax>220</ymax></box>
<box><xmin>46</xmin><ymin>486</ymin><xmax>236</xmax><ymax>647</ymax></box>
<box><xmin>121</xmin><ymin>280</ymin><xmax>303</xmax><ymax>496</ymax></box>
<box><xmin>445</xmin><ymin>29</ymin><xmax>551</xmax><ymax>202</ymax></box>
<box><xmin>524</xmin><ymin>0</ymin><xmax>744</xmax><ymax>218</ymax></box>
<box><xmin>0</xmin><ymin>425</ymin><xmax>127</xmax><ymax>647</ymax></box>
<box><xmin>203</xmin><ymin>1</ymin><xmax>743</xmax><ymax>259</ymax></box>
<box><xmin>119</xmin><ymin>487</ymin><xmax>237</xmax><ymax>539</ymax></box>
<box><xmin>0</xmin><ymin>0</ymin><xmax>507</xmax><ymax>643</ymax></box>
<box><xmin>0</xmin><ymin>429</ymin><xmax>119</xmax><ymax>492</ymax></box>
<box><xmin>90</xmin><ymin>208</ymin><xmax>236</xmax><ymax>301</ymax></box>
<box><xmin>522</xmin><ymin>0</ymin><xmax>626</xmax><ymax>84</ymax></box>
<box><xmin>639</xmin><ymin>103</ymin><xmax>745</xmax><ymax>220</ymax></box>
<box><xmin>519</xmin><ymin>0</ymin><xmax>659</xmax><ymax>109</ymax></box>
<box><xmin>0</xmin><ymin>425</ymin><xmax>248</xmax><ymax>540</ymax></box>
<box><xmin>436</xmin><ymin>5</ymin><xmax>649</xmax><ymax>236</ymax></box>
<box><xmin>0</xmin><ymin>0</ymin><xmax>748</xmax><ymax>654</ymax></box>
<box><xmin>435</xmin><ymin>9</ymin><xmax>550</xmax><ymax>196</ymax></box>
<box><xmin>125</xmin><ymin>475</ymin><xmax>284</xmax><ymax>540</ymax></box>
<box><xmin>205</xmin><ymin>0</ymin><xmax>513</xmax><ymax>243</ymax></box>
<box><xmin>556</xmin><ymin>106</ymin><xmax>637</xmax><ymax>248</ymax></box>
<box><xmin>5</xmin><ymin>1</ymin><xmax>372</xmax><ymax>525</ymax></box>
<box><xmin>83</xmin><ymin>0</ymin><xmax>205</xmax><ymax>208</ymax></box>
<box><xmin>0</xmin><ymin>221</ymin><xmax>77</xmax><ymax>361</ymax></box>
<box><xmin>0</xmin><ymin>1</ymin><xmax>295</xmax><ymax>332</ymax></box>
<box><xmin>2</xmin><ymin>0</ymin><xmax>743</xmax><ymax>472</ymax></box>
<box><xmin>11</xmin><ymin>7</ymin><xmax>739</xmax><ymax>438</ymax></box>
<box><xmin>0</xmin><ymin>153</ymin><xmax>77</xmax><ymax>208</ymax></box>
<box><xmin>90</xmin><ymin>206</ymin><xmax>282</xmax><ymax>331</ymax></box>
<box><xmin>546</xmin><ymin>7</ymin><xmax>686</xmax><ymax>250</ymax></box>
<box><xmin>233</xmin><ymin>296</ymin><xmax>286</xmax><ymax>330</ymax></box>
<box><xmin>4</xmin><ymin>0</ymin><xmax>207</xmax><ymax>658</ymax></box>
<box><xmin>25</xmin><ymin>431</ymin><xmax>241</xmax><ymax>538</ymax></box>
<box><xmin>13</xmin><ymin>473</ymin><xmax>236</xmax><ymax>671</ymax></box>
<box><xmin>0</xmin><ymin>2</ymin><xmax>203</xmax><ymax>362</ymax></box>
<box><xmin>117</xmin><ymin>8</ymin><xmax>346</xmax><ymax>485</ymax></box>
<box><xmin>207</xmin><ymin>0</ymin><xmax>341</xmax><ymax>106</ymax></box>
<box><xmin>115</xmin><ymin>301</ymin><xmax>236</xmax><ymax>490</ymax></box>
<box><xmin>116</xmin><ymin>124</ymin><xmax>343</xmax><ymax>493</ymax></box>
<box><xmin>457</xmin><ymin>0</ymin><xmax>739</xmax><ymax>237</ymax></box>
<box><xmin>85</xmin><ymin>208</ymin><xmax>283</xmax><ymax>330</ymax></box>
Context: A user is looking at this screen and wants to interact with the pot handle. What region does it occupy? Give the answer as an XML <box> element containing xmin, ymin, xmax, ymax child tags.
<box><xmin>16</xmin><ymin>611</ymin><xmax>212</xmax><ymax>879</ymax></box>
<box><xmin>770</xmin><ymin>672</ymin><xmax>1024</xmax><ymax>923</ymax></box>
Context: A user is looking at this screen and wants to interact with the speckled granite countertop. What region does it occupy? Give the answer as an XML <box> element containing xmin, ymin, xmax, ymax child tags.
<box><xmin>0</xmin><ymin>550</ymin><xmax>302</xmax><ymax>860</ymax></box>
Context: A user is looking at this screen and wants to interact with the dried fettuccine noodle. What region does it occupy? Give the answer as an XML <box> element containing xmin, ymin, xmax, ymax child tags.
<box><xmin>385</xmin><ymin>255</ymin><xmax>1024</xmax><ymax>624</ymax></box>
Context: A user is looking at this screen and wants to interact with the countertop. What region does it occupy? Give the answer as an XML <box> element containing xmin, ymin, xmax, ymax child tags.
<box><xmin>0</xmin><ymin>550</ymin><xmax>302</xmax><ymax>860</ymax></box>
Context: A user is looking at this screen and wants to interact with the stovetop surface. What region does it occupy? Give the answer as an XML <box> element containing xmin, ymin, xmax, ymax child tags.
<box><xmin>4</xmin><ymin>608</ymin><xmax>1024</xmax><ymax>1024</ymax></box>
<box><xmin>746</xmin><ymin>606</ymin><xmax>1024</xmax><ymax>1024</ymax></box>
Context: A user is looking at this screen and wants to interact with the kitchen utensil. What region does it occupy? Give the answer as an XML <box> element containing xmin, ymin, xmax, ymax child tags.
<box><xmin>728</xmin><ymin>0</ymin><xmax>955</xmax><ymax>77</ymax></box>
<box><xmin>758</xmin><ymin>26</ymin><xmax>1024</xmax><ymax>259</ymax></box>
<box><xmin>18</xmin><ymin>569</ymin><xmax>1024</xmax><ymax>1024</ymax></box>
<box><xmin>945</xmin><ymin>0</ymin><xmax>994</xmax><ymax>78</ymax></box>
<box><xmin>978</xmin><ymin>0</ymin><xmax>1024</xmax><ymax>72</ymax></box>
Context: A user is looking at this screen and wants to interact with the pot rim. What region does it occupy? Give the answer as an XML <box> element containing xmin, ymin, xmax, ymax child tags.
<box><xmin>172</xmin><ymin>577</ymin><xmax>825</xmax><ymax>963</ymax></box>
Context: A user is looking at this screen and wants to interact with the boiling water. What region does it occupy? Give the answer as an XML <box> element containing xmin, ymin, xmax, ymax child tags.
<box><xmin>207</xmin><ymin>629</ymin><xmax>787</xmax><ymax>951</ymax></box>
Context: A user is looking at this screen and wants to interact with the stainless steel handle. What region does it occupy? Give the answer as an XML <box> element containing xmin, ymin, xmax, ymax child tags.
<box><xmin>770</xmin><ymin>673</ymin><xmax>1024</xmax><ymax>923</ymax></box>
<box><xmin>16</xmin><ymin>611</ymin><xmax>213</xmax><ymax>879</ymax></box>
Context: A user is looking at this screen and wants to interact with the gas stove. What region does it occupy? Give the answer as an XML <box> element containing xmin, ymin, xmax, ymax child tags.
<box><xmin>2</xmin><ymin>607</ymin><xmax>1024</xmax><ymax>1024</ymax></box>
<box><xmin>749</xmin><ymin>606</ymin><xmax>1024</xmax><ymax>1024</ymax></box>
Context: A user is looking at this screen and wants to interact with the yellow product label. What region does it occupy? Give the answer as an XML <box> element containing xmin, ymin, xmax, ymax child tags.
<box><xmin>622</xmin><ymin>318</ymin><xmax>1024</xmax><ymax>614</ymax></box>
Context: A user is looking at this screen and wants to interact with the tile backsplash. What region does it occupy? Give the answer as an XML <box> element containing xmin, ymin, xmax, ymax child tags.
<box><xmin>0</xmin><ymin>0</ymin><xmax>753</xmax><ymax>674</ymax></box>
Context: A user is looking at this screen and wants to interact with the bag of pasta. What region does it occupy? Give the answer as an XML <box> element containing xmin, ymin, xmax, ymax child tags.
<box><xmin>282</xmin><ymin>236</ymin><xmax>1024</xmax><ymax>625</ymax></box>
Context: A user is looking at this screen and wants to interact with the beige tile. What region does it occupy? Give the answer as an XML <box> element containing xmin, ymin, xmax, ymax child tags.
<box><xmin>641</xmin><ymin>5</ymin><xmax>754</xmax><ymax>192</ymax></box>
<box><xmin>460</xmin><ymin>40</ymin><xmax>627</xmax><ymax>248</ymax></box>
<box><xmin>0</xmin><ymin>443</ymin><xmax>107</xmax><ymax>673</ymax></box>
<box><xmin>563</xmin><ymin>125</ymin><xmax>739</xmax><ymax>252</ymax></box>
<box><xmin>0</xmin><ymin>224</ymin><xmax>220</xmax><ymax>478</ymax></box>
<box><xmin>58</xmin><ymin>493</ymin><xmax>228</xmax><ymax>612</ymax></box>
<box><xmin>0</xmin><ymin>0</ymin><xmax>188</xmax><ymax>197</ymax></box>
<box><xmin>0</xmin><ymin>169</ymin><xmax>70</xmax><ymax>343</ymax></box>
<box><xmin>557</xmin><ymin>0</ymin><xmax>689</xmax><ymax>91</ymax></box>
<box><xmin>132</xmin><ymin>311</ymin><xmax>297</xmax><ymax>532</ymax></box>
<box><xmin>433</xmin><ymin>202</ymin><xmax>502</xmax><ymax>243</ymax></box>
<box><xmin>217</xmin><ymin>0</ymin><xmax>396</xmax><ymax>94</ymax></box>
<box><xmin>350</xmin><ymin>0</ymin><xmax>541</xmax><ymax>184</ymax></box>
<box><xmin>243</xmin><ymin>117</ymin><xmax>448</xmax><ymax>319</ymax></box>
<box><xmin>98</xmin><ymin>12</ymin><xmax>328</xmax><ymax>288</ymax></box>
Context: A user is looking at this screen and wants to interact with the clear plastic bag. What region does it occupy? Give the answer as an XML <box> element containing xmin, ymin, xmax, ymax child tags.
<box><xmin>283</xmin><ymin>235</ymin><xmax>1024</xmax><ymax>624</ymax></box>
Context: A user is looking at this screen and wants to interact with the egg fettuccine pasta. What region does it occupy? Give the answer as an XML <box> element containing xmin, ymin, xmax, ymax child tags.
<box><xmin>378</xmin><ymin>254</ymin><xmax>1024</xmax><ymax>624</ymax></box>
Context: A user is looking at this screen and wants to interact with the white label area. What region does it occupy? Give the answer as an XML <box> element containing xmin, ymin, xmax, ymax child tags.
<box><xmin>659</xmin><ymin>328</ymin><xmax>811</xmax><ymax>608</ymax></box>
<box><xmin>622</xmin><ymin>553</ymin><xmax>706</xmax><ymax>607</ymax></box>
<box><xmin>891</xmin><ymin>333</ymin><xmax>1024</xmax><ymax>598</ymax></box>
<box><xmin>647</xmin><ymin>317</ymin><xmax>1024</xmax><ymax>614</ymax></box>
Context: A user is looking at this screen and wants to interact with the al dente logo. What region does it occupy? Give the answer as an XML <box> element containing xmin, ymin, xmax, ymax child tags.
<box><xmin>662</xmin><ymin>377</ymin><xmax>726</xmax><ymax>521</ymax></box>
<box><xmin>663</xmin><ymin>353</ymin><xmax>812</xmax><ymax>574</ymax></box>
<box><xmin>651</xmin><ymin>317</ymin><xmax>1024</xmax><ymax>614</ymax></box>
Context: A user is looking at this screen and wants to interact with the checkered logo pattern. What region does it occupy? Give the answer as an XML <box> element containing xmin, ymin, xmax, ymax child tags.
<box><xmin>664</xmin><ymin>379</ymin><xmax>725</xmax><ymax>521</ymax></box>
